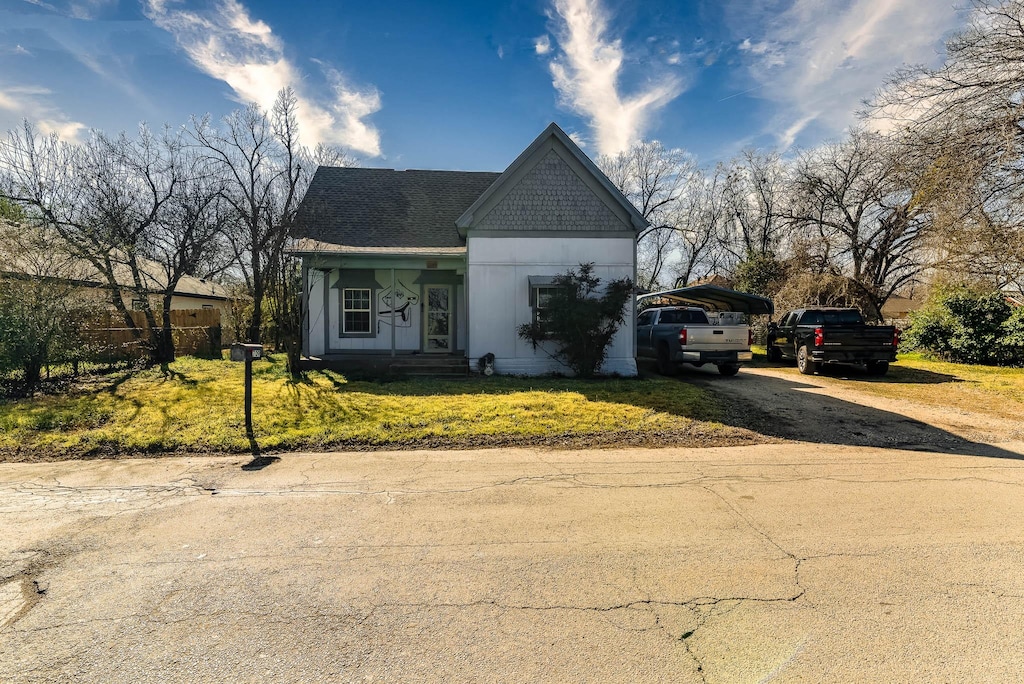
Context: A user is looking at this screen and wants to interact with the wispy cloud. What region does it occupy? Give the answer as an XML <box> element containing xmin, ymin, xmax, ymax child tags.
<box><xmin>143</xmin><ymin>0</ymin><xmax>382</xmax><ymax>156</ymax></box>
<box><xmin>729</xmin><ymin>0</ymin><xmax>964</xmax><ymax>149</ymax></box>
<box><xmin>534</xmin><ymin>34</ymin><xmax>551</xmax><ymax>55</ymax></box>
<box><xmin>19</xmin><ymin>0</ymin><xmax>118</xmax><ymax>20</ymax></box>
<box><xmin>0</xmin><ymin>85</ymin><xmax>86</xmax><ymax>141</ymax></box>
<box><xmin>545</xmin><ymin>0</ymin><xmax>684</xmax><ymax>156</ymax></box>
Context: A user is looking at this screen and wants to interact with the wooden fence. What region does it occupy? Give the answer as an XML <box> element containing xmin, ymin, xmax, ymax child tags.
<box><xmin>82</xmin><ymin>309</ymin><xmax>223</xmax><ymax>361</ymax></box>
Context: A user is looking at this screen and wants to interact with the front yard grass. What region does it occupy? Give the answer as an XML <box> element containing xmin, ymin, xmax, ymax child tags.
<box><xmin>0</xmin><ymin>355</ymin><xmax>756</xmax><ymax>461</ymax></box>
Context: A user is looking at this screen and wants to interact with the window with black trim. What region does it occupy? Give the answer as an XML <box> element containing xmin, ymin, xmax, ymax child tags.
<box><xmin>131</xmin><ymin>298</ymin><xmax>146</xmax><ymax>311</ymax></box>
<box><xmin>530</xmin><ymin>285</ymin><xmax>559</xmax><ymax>324</ymax></box>
<box><xmin>342</xmin><ymin>288</ymin><xmax>372</xmax><ymax>334</ymax></box>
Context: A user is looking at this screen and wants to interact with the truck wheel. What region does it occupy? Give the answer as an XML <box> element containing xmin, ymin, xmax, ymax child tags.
<box><xmin>766</xmin><ymin>344</ymin><xmax>782</xmax><ymax>362</ymax></box>
<box><xmin>866</xmin><ymin>360</ymin><xmax>889</xmax><ymax>376</ymax></box>
<box><xmin>718</xmin><ymin>363</ymin><xmax>740</xmax><ymax>376</ymax></box>
<box><xmin>656</xmin><ymin>345</ymin><xmax>677</xmax><ymax>376</ymax></box>
<box><xmin>797</xmin><ymin>346</ymin><xmax>817</xmax><ymax>375</ymax></box>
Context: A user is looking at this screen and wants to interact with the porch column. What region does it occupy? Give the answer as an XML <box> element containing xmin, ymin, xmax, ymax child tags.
<box><xmin>300</xmin><ymin>260</ymin><xmax>309</xmax><ymax>357</ymax></box>
<box><xmin>390</xmin><ymin>268</ymin><xmax>396</xmax><ymax>357</ymax></box>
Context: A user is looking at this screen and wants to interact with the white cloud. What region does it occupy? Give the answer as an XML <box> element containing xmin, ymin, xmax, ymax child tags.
<box><xmin>0</xmin><ymin>86</ymin><xmax>86</xmax><ymax>141</ymax></box>
<box><xmin>535</xmin><ymin>34</ymin><xmax>552</xmax><ymax>55</ymax></box>
<box><xmin>737</xmin><ymin>38</ymin><xmax>784</xmax><ymax>67</ymax></box>
<box><xmin>729</xmin><ymin>0</ymin><xmax>964</xmax><ymax>149</ymax></box>
<box><xmin>144</xmin><ymin>0</ymin><xmax>381</xmax><ymax>156</ymax></box>
<box><xmin>546</xmin><ymin>0</ymin><xmax>684</xmax><ymax>156</ymax></box>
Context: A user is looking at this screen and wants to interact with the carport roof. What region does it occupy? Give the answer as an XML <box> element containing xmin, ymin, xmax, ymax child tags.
<box><xmin>638</xmin><ymin>284</ymin><xmax>775</xmax><ymax>315</ymax></box>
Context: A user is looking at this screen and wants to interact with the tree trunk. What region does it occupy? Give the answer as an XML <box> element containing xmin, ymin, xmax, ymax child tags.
<box><xmin>155</xmin><ymin>296</ymin><xmax>176</xmax><ymax>365</ymax></box>
<box><xmin>247</xmin><ymin>290</ymin><xmax>263</xmax><ymax>344</ymax></box>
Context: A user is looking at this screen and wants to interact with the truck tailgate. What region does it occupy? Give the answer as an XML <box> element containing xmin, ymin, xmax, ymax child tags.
<box><xmin>819</xmin><ymin>325</ymin><xmax>895</xmax><ymax>351</ymax></box>
<box><xmin>685</xmin><ymin>325</ymin><xmax>749</xmax><ymax>351</ymax></box>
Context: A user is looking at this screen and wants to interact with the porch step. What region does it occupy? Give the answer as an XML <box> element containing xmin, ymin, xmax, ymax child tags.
<box><xmin>389</xmin><ymin>358</ymin><xmax>470</xmax><ymax>376</ymax></box>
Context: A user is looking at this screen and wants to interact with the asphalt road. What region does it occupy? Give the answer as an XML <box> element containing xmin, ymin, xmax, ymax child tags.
<box><xmin>3</xmin><ymin>440</ymin><xmax>1024</xmax><ymax>682</ymax></box>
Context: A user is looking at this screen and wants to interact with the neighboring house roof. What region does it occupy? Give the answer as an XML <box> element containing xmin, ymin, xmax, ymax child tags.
<box><xmin>0</xmin><ymin>222</ymin><xmax>231</xmax><ymax>301</ymax></box>
<box><xmin>685</xmin><ymin>274</ymin><xmax>733</xmax><ymax>289</ymax></box>
<box><xmin>880</xmin><ymin>295</ymin><xmax>923</xmax><ymax>318</ymax></box>
<box><xmin>293</xmin><ymin>168</ymin><xmax>500</xmax><ymax>252</ymax></box>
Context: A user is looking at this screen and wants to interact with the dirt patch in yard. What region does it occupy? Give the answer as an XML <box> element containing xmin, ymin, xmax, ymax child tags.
<box><xmin>0</xmin><ymin>423</ymin><xmax>771</xmax><ymax>464</ymax></box>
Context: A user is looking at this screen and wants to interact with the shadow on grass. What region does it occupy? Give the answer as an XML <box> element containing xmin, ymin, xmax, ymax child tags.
<box><xmin>101</xmin><ymin>370</ymin><xmax>137</xmax><ymax>395</ymax></box>
<box><xmin>665</xmin><ymin>361</ymin><xmax>1023</xmax><ymax>461</ymax></box>
<box><xmin>159</xmin><ymin>364</ymin><xmax>198</xmax><ymax>387</ymax></box>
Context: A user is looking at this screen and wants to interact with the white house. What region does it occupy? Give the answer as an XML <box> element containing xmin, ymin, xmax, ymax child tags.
<box><xmin>291</xmin><ymin>123</ymin><xmax>648</xmax><ymax>376</ymax></box>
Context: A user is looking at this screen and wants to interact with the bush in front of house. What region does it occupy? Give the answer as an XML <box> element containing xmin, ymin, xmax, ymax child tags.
<box><xmin>517</xmin><ymin>263</ymin><xmax>633</xmax><ymax>378</ymax></box>
<box><xmin>904</xmin><ymin>284</ymin><xmax>1023</xmax><ymax>365</ymax></box>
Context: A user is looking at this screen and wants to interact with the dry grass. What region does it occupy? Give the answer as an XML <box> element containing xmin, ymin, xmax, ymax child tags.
<box><xmin>0</xmin><ymin>354</ymin><xmax>739</xmax><ymax>460</ymax></box>
<box><xmin>751</xmin><ymin>347</ymin><xmax>1024</xmax><ymax>420</ymax></box>
<box><xmin>849</xmin><ymin>352</ymin><xmax>1024</xmax><ymax>420</ymax></box>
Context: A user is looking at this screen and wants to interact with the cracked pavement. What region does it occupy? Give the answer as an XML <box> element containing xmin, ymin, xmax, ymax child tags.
<box><xmin>2</xmin><ymin>442</ymin><xmax>1024</xmax><ymax>682</ymax></box>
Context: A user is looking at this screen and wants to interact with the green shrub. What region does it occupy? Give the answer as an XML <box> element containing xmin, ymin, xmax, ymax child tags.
<box><xmin>905</xmin><ymin>284</ymin><xmax>1022</xmax><ymax>365</ymax></box>
<box><xmin>517</xmin><ymin>263</ymin><xmax>633</xmax><ymax>378</ymax></box>
<box><xmin>1001</xmin><ymin>306</ymin><xmax>1024</xmax><ymax>362</ymax></box>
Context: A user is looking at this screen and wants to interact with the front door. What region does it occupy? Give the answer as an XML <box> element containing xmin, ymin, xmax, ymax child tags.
<box><xmin>423</xmin><ymin>285</ymin><xmax>453</xmax><ymax>353</ymax></box>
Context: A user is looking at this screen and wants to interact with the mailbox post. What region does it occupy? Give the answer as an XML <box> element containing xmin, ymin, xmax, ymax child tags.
<box><xmin>230</xmin><ymin>343</ymin><xmax>263</xmax><ymax>443</ymax></box>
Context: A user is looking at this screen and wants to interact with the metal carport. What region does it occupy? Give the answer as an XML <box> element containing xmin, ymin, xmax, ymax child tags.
<box><xmin>637</xmin><ymin>284</ymin><xmax>775</xmax><ymax>315</ymax></box>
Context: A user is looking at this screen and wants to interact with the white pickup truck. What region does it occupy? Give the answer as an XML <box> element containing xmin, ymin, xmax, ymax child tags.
<box><xmin>636</xmin><ymin>306</ymin><xmax>753</xmax><ymax>376</ymax></box>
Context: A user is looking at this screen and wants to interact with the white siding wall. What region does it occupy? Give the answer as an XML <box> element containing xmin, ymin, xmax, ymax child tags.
<box><xmin>467</xmin><ymin>236</ymin><xmax>636</xmax><ymax>376</ymax></box>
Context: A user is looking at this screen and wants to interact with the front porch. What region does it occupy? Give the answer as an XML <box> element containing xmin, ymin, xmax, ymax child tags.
<box><xmin>301</xmin><ymin>252</ymin><xmax>467</xmax><ymax>360</ymax></box>
<box><xmin>299</xmin><ymin>352</ymin><xmax>471</xmax><ymax>377</ymax></box>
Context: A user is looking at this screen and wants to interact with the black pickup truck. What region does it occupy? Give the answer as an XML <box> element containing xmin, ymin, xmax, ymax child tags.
<box><xmin>766</xmin><ymin>308</ymin><xmax>899</xmax><ymax>376</ymax></box>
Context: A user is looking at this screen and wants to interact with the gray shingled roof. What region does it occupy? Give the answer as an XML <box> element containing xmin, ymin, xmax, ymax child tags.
<box><xmin>294</xmin><ymin>168</ymin><xmax>501</xmax><ymax>249</ymax></box>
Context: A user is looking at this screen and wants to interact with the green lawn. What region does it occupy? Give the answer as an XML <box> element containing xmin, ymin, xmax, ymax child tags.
<box><xmin>0</xmin><ymin>355</ymin><xmax>753</xmax><ymax>461</ymax></box>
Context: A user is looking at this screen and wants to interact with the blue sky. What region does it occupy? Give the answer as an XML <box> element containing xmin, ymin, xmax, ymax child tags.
<box><xmin>0</xmin><ymin>0</ymin><xmax>969</xmax><ymax>171</ymax></box>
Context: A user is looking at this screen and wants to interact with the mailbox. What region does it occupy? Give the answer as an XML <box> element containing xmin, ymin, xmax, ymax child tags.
<box><xmin>230</xmin><ymin>343</ymin><xmax>263</xmax><ymax>362</ymax></box>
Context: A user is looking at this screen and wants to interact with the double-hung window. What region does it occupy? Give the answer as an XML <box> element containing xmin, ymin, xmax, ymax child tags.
<box><xmin>528</xmin><ymin>275</ymin><xmax>563</xmax><ymax>326</ymax></box>
<box><xmin>532</xmin><ymin>286</ymin><xmax>559</xmax><ymax>324</ymax></box>
<box><xmin>342</xmin><ymin>288</ymin><xmax>372</xmax><ymax>334</ymax></box>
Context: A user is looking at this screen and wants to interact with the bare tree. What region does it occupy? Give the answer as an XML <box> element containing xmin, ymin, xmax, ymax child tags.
<box><xmin>870</xmin><ymin>0</ymin><xmax>1024</xmax><ymax>288</ymax></box>
<box><xmin>670</xmin><ymin>165</ymin><xmax>731</xmax><ymax>287</ymax></box>
<box><xmin>0</xmin><ymin>122</ymin><xmax>235</xmax><ymax>365</ymax></box>
<box><xmin>787</xmin><ymin>131</ymin><xmax>933</xmax><ymax>320</ymax></box>
<box><xmin>719</xmin><ymin>149</ymin><xmax>791</xmax><ymax>265</ymax></box>
<box><xmin>144</xmin><ymin>151</ymin><xmax>234</xmax><ymax>361</ymax></box>
<box><xmin>190</xmin><ymin>89</ymin><xmax>335</xmax><ymax>348</ymax></box>
<box><xmin>2</xmin><ymin>123</ymin><xmax>174</xmax><ymax>363</ymax></box>
<box><xmin>0</xmin><ymin>220</ymin><xmax>94</xmax><ymax>393</ymax></box>
<box><xmin>600</xmin><ymin>140</ymin><xmax>695</xmax><ymax>288</ymax></box>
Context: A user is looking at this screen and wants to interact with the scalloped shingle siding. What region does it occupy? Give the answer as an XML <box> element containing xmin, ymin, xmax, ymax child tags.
<box><xmin>475</xmin><ymin>150</ymin><xmax>626</xmax><ymax>232</ymax></box>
